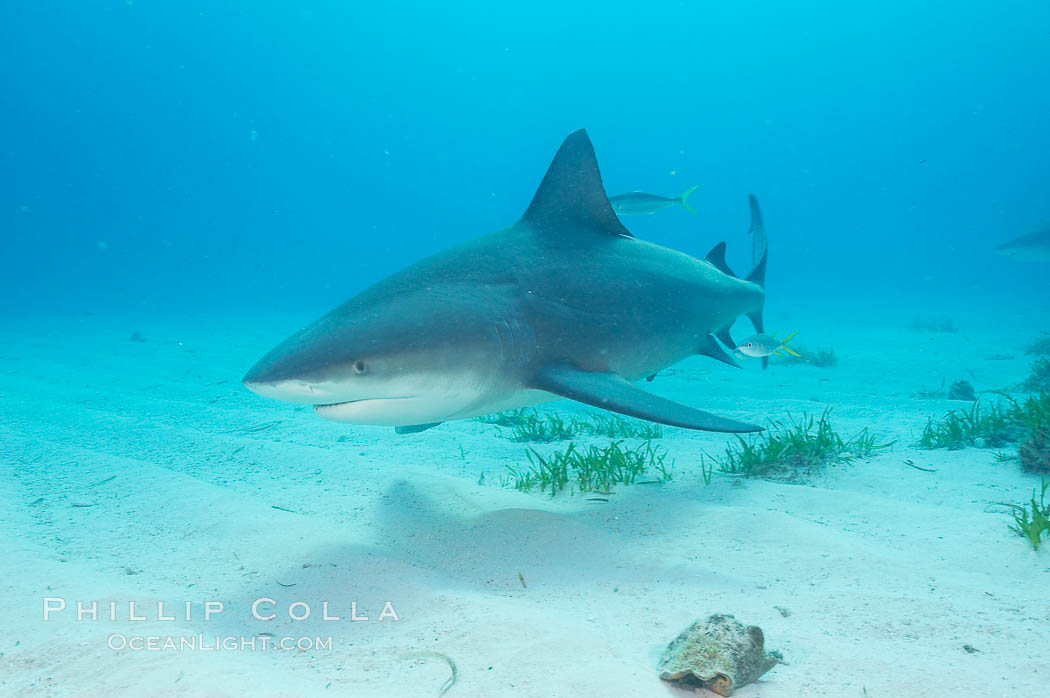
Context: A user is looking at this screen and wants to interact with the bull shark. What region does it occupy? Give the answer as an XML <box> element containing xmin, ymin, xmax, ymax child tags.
<box><xmin>243</xmin><ymin>130</ymin><xmax>769</xmax><ymax>434</ymax></box>
<box><xmin>995</xmin><ymin>223</ymin><xmax>1050</xmax><ymax>261</ymax></box>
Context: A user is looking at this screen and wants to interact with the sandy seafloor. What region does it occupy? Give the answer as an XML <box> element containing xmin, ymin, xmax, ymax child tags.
<box><xmin>2</xmin><ymin>299</ymin><xmax>1049</xmax><ymax>698</ymax></box>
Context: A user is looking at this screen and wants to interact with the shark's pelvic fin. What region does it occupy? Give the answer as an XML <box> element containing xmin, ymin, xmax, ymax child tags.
<box><xmin>698</xmin><ymin>334</ymin><xmax>740</xmax><ymax>368</ymax></box>
<box><xmin>529</xmin><ymin>364</ymin><xmax>762</xmax><ymax>433</ymax></box>
<box><xmin>395</xmin><ymin>422</ymin><xmax>443</xmax><ymax>434</ymax></box>
<box><xmin>521</xmin><ymin>129</ymin><xmax>633</xmax><ymax>239</ymax></box>
<box><xmin>704</xmin><ymin>241</ymin><xmax>737</xmax><ymax>278</ymax></box>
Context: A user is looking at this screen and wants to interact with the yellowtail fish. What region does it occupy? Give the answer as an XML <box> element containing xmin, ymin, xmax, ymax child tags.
<box><xmin>736</xmin><ymin>331</ymin><xmax>801</xmax><ymax>359</ymax></box>
<box><xmin>609</xmin><ymin>185</ymin><xmax>699</xmax><ymax>216</ymax></box>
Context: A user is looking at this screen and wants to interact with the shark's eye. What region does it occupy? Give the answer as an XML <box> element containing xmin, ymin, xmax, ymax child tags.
<box><xmin>353</xmin><ymin>360</ymin><xmax>368</xmax><ymax>375</ymax></box>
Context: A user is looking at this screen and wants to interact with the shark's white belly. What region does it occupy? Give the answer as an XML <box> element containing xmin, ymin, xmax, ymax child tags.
<box><xmin>447</xmin><ymin>388</ymin><xmax>558</xmax><ymax>420</ymax></box>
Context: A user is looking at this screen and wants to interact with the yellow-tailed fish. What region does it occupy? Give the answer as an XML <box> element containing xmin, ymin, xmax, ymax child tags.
<box><xmin>736</xmin><ymin>331</ymin><xmax>801</xmax><ymax>359</ymax></box>
<box><xmin>609</xmin><ymin>185</ymin><xmax>699</xmax><ymax>216</ymax></box>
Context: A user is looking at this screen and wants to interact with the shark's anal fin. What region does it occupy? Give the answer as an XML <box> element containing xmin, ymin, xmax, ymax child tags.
<box><xmin>395</xmin><ymin>422</ymin><xmax>442</xmax><ymax>435</ymax></box>
<box><xmin>699</xmin><ymin>334</ymin><xmax>740</xmax><ymax>368</ymax></box>
<box><xmin>715</xmin><ymin>327</ymin><xmax>736</xmax><ymax>350</ymax></box>
<box><xmin>528</xmin><ymin>364</ymin><xmax>762</xmax><ymax>433</ymax></box>
<box><xmin>521</xmin><ymin>129</ymin><xmax>632</xmax><ymax>238</ymax></box>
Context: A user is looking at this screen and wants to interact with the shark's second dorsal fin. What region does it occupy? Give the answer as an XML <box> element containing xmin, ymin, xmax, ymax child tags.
<box><xmin>705</xmin><ymin>242</ymin><xmax>736</xmax><ymax>277</ymax></box>
<box><xmin>521</xmin><ymin>129</ymin><xmax>632</xmax><ymax>238</ymax></box>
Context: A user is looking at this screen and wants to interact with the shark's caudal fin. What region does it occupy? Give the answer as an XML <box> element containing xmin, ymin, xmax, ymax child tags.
<box><xmin>746</xmin><ymin>194</ymin><xmax>767</xmax><ymax>287</ymax></box>
<box><xmin>529</xmin><ymin>364</ymin><xmax>762</xmax><ymax>433</ymax></box>
<box><xmin>521</xmin><ymin>129</ymin><xmax>632</xmax><ymax>239</ymax></box>
<box><xmin>678</xmin><ymin>184</ymin><xmax>700</xmax><ymax>215</ymax></box>
<box><xmin>745</xmin><ymin>194</ymin><xmax>769</xmax><ymax>369</ymax></box>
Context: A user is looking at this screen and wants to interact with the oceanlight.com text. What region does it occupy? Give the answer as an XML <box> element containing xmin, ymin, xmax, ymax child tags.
<box><xmin>107</xmin><ymin>634</ymin><xmax>334</xmax><ymax>652</ymax></box>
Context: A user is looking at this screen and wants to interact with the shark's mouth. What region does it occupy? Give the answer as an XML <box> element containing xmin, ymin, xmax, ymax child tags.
<box><xmin>315</xmin><ymin>399</ymin><xmax>358</xmax><ymax>409</ymax></box>
<box><xmin>313</xmin><ymin>396</ymin><xmax>413</xmax><ymax>409</ymax></box>
<box><xmin>313</xmin><ymin>396</ymin><xmax>420</xmax><ymax>424</ymax></box>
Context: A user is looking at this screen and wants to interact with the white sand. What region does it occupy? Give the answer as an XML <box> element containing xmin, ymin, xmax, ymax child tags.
<box><xmin>1</xmin><ymin>305</ymin><xmax>1048</xmax><ymax>697</ymax></box>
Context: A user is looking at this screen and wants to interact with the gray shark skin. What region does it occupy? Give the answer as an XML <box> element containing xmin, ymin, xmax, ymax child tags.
<box><xmin>995</xmin><ymin>223</ymin><xmax>1050</xmax><ymax>261</ymax></box>
<box><xmin>243</xmin><ymin>130</ymin><xmax>768</xmax><ymax>434</ymax></box>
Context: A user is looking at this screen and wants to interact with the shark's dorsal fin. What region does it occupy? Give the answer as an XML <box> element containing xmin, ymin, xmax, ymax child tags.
<box><xmin>704</xmin><ymin>242</ymin><xmax>736</xmax><ymax>277</ymax></box>
<box><xmin>522</xmin><ymin>129</ymin><xmax>632</xmax><ymax>238</ymax></box>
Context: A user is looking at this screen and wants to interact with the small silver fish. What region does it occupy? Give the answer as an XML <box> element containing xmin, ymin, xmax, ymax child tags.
<box><xmin>609</xmin><ymin>185</ymin><xmax>698</xmax><ymax>216</ymax></box>
<box><xmin>736</xmin><ymin>331</ymin><xmax>801</xmax><ymax>359</ymax></box>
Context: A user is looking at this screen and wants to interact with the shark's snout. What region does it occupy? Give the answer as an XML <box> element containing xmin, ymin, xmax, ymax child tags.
<box><xmin>242</xmin><ymin>355</ymin><xmax>337</xmax><ymax>404</ymax></box>
<box><xmin>242</xmin><ymin>374</ymin><xmax>322</xmax><ymax>404</ymax></box>
<box><xmin>243</xmin><ymin>356</ymin><xmax>445</xmax><ymax>427</ymax></box>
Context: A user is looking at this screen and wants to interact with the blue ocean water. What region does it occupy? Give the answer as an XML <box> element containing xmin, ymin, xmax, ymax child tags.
<box><xmin>5</xmin><ymin>1</ymin><xmax>1048</xmax><ymax>319</ymax></box>
<box><xmin>3</xmin><ymin>2</ymin><xmax>1050</xmax><ymax>696</ymax></box>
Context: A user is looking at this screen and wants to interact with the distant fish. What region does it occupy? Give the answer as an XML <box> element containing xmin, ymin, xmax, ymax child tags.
<box><xmin>736</xmin><ymin>331</ymin><xmax>801</xmax><ymax>359</ymax></box>
<box><xmin>995</xmin><ymin>223</ymin><xmax>1050</xmax><ymax>261</ymax></box>
<box><xmin>609</xmin><ymin>185</ymin><xmax>699</xmax><ymax>216</ymax></box>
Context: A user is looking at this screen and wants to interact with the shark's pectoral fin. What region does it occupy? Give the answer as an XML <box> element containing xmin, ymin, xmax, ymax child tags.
<box><xmin>699</xmin><ymin>334</ymin><xmax>740</xmax><ymax>368</ymax></box>
<box><xmin>528</xmin><ymin>364</ymin><xmax>762</xmax><ymax>433</ymax></box>
<box><xmin>394</xmin><ymin>422</ymin><xmax>443</xmax><ymax>435</ymax></box>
